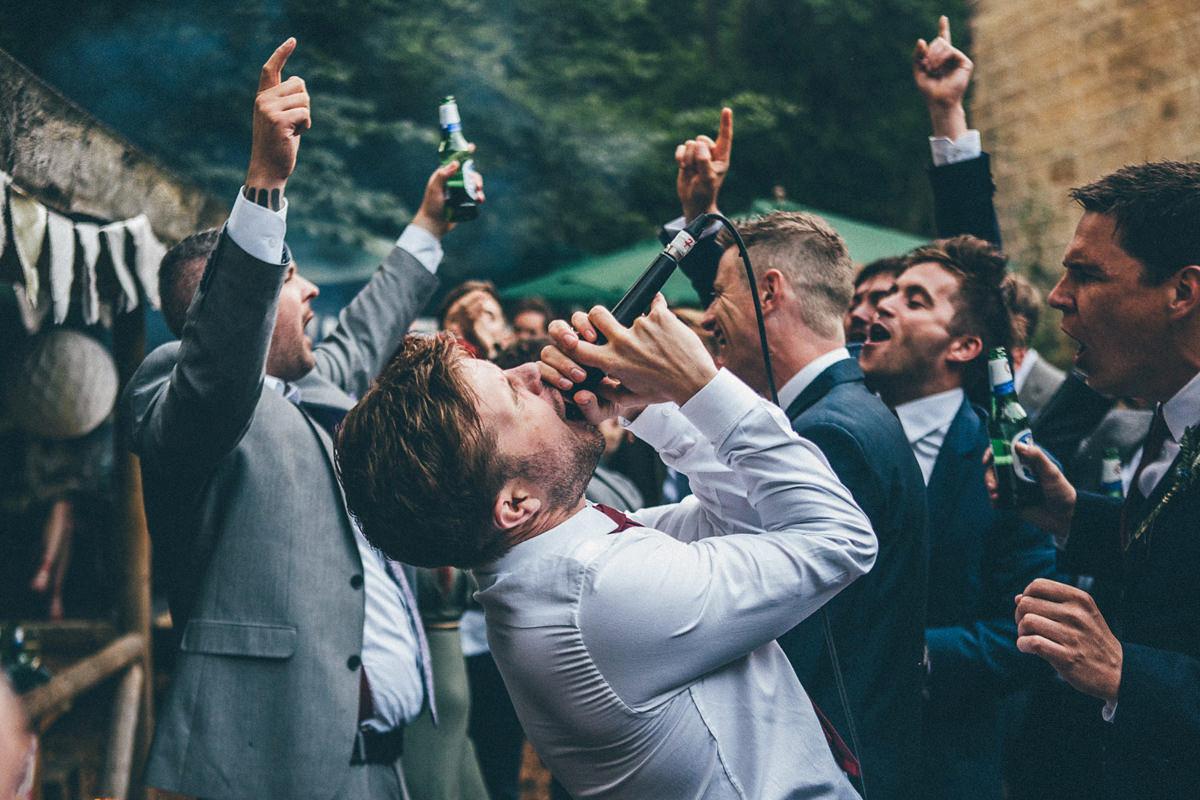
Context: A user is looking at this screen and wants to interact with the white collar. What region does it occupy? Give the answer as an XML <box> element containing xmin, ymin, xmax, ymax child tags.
<box><xmin>264</xmin><ymin>374</ymin><xmax>301</xmax><ymax>404</ymax></box>
<box><xmin>1160</xmin><ymin>369</ymin><xmax>1200</xmax><ymax>444</ymax></box>
<box><xmin>893</xmin><ymin>387</ymin><xmax>964</xmax><ymax>446</ymax></box>
<box><xmin>776</xmin><ymin>348</ymin><xmax>852</xmax><ymax>411</ymax></box>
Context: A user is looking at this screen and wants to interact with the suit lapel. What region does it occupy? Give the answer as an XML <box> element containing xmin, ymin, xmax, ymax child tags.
<box><xmin>785</xmin><ymin>358</ymin><xmax>864</xmax><ymax>419</ymax></box>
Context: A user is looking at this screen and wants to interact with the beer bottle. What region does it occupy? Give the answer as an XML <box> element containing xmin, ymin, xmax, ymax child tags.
<box><xmin>988</xmin><ymin>347</ymin><xmax>1041</xmax><ymax>508</ymax></box>
<box><xmin>438</xmin><ymin>96</ymin><xmax>479</xmax><ymax>222</ymax></box>
<box><xmin>2</xmin><ymin>623</ymin><xmax>51</xmax><ymax>694</ymax></box>
<box><xmin>1100</xmin><ymin>447</ymin><xmax>1124</xmax><ymax>498</ymax></box>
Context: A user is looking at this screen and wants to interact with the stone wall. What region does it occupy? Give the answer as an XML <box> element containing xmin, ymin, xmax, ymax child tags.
<box><xmin>969</xmin><ymin>0</ymin><xmax>1200</xmax><ymax>278</ymax></box>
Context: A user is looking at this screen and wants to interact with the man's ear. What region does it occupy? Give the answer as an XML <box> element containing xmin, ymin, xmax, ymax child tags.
<box><xmin>759</xmin><ymin>269</ymin><xmax>786</xmax><ymax>313</ymax></box>
<box><xmin>946</xmin><ymin>333</ymin><xmax>983</xmax><ymax>365</ymax></box>
<box><xmin>493</xmin><ymin>479</ymin><xmax>543</xmax><ymax>532</ymax></box>
<box><xmin>1168</xmin><ymin>265</ymin><xmax>1200</xmax><ymax>321</ymax></box>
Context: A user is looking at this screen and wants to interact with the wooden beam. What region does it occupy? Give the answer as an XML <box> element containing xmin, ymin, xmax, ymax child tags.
<box><xmin>21</xmin><ymin>632</ymin><xmax>144</xmax><ymax>722</ymax></box>
<box><xmin>0</xmin><ymin>48</ymin><xmax>226</xmax><ymax>243</ymax></box>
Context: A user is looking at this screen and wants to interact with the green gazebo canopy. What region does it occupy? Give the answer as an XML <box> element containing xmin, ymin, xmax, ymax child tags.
<box><xmin>501</xmin><ymin>201</ymin><xmax>927</xmax><ymax>309</ymax></box>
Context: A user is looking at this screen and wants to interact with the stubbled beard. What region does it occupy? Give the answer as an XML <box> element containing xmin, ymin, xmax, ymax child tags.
<box><xmin>519</xmin><ymin>425</ymin><xmax>606</xmax><ymax>512</ymax></box>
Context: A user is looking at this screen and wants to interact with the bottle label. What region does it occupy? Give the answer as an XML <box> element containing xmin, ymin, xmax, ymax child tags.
<box><xmin>461</xmin><ymin>159</ymin><xmax>479</xmax><ymax>200</ymax></box>
<box><xmin>989</xmin><ymin>357</ymin><xmax>1015</xmax><ymax>395</ymax></box>
<box><xmin>1010</xmin><ymin>428</ymin><xmax>1037</xmax><ymax>482</ymax></box>
<box><xmin>1100</xmin><ymin>457</ymin><xmax>1123</xmax><ymax>497</ymax></box>
<box><xmin>439</xmin><ymin>103</ymin><xmax>462</xmax><ymax>128</ymax></box>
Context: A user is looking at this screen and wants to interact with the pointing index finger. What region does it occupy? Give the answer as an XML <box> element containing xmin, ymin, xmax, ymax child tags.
<box><xmin>713</xmin><ymin>107</ymin><xmax>734</xmax><ymax>162</ymax></box>
<box><xmin>259</xmin><ymin>37</ymin><xmax>297</xmax><ymax>93</ymax></box>
<box><xmin>938</xmin><ymin>15</ymin><xmax>951</xmax><ymax>45</ymax></box>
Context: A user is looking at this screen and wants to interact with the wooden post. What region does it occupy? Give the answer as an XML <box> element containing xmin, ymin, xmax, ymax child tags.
<box><xmin>100</xmin><ymin>662</ymin><xmax>143</xmax><ymax>800</ymax></box>
<box><xmin>112</xmin><ymin>308</ymin><xmax>153</xmax><ymax>800</ymax></box>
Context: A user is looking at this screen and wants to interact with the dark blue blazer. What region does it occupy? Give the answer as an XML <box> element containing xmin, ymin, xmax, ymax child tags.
<box><xmin>1064</xmin><ymin>459</ymin><xmax>1200</xmax><ymax>799</ymax></box>
<box><xmin>776</xmin><ymin>358</ymin><xmax>929</xmax><ymax>800</ymax></box>
<box><xmin>921</xmin><ymin>397</ymin><xmax>1056</xmax><ymax>800</ymax></box>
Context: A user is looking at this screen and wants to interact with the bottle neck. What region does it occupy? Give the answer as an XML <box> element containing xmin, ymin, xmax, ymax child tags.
<box><xmin>988</xmin><ymin>357</ymin><xmax>1016</xmax><ymax>398</ymax></box>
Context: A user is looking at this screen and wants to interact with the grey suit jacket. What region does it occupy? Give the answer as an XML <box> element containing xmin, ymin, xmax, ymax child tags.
<box><xmin>1017</xmin><ymin>352</ymin><xmax>1065</xmax><ymax>422</ymax></box>
<box><xmin>125</xmin><ymin>229</ymin><xmax>438</xmax><ymax>799</ymax></box>
<box><xmin>1017</xmin><ymin>352</ymin><xmax>1066</xmax><ymax>420</ymax></box>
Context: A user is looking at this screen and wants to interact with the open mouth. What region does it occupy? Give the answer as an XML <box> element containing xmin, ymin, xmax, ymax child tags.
<box><xmin>1060</xmin><ymin>326</ymin><xmax>1085</xmax><ymax>359</ymax></box>
<box><xmin>867</xmin><ymin>322</ymin><xmax>892</xmax><ymax>343</ymax></box>
<box><xmin>554</xmin><ymin>383</ymin><xmax>589</xmax><ymax>422</ymax></box>
<box><xmin>564</xmin><ymin>399</ymin><xmax>587</xmax><ymax>421</ymax></box>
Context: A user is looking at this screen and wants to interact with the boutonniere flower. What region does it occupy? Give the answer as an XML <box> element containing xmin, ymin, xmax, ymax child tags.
<box><xmin>1128</xmin><ymin>424</ymin><xmax>1200</xmax><ymax>550</ymax></box>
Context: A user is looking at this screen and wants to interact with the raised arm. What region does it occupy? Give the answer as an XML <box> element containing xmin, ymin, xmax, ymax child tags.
<box><xmin>242</xmin><ymin>37</ymin><xmax>309</xmax><ymax>210</ymax></box>
<box><xmin>676</xmin><ymin>107</ymin><xmax>733</xmax><ymax>224</ymax></box>
<box><xmin>913</xmin><ymin>15</ymin><xmax>971</xmax><ymax>142</ymax></box>
<box><xmin>130</xmin><ymin>39</ymin><xmax>310</xmax><ymax>473</ymax></box>
<box><xmin>915</xmin><ymin>16</ymin><xmax>1003</xmax><ymax>247</ymax></box>
<box><xmin>660</xmin><ymin>108</ymin><xmax>733</xmax><ymax>306</ymax></box>
<box><xmin>310</xmin><ymin>155</ymin><xmax>484</xmax><ymax>395</ymax></box>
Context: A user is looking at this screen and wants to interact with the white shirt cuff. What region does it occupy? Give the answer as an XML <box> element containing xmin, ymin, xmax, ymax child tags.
<box><xmin>1102</xmin><ymin>699</ymin><xmax>1118</xmax><ymax>722</ymax></box>
<box><xmin>679</xmin><ymin>369</ymin><xmax>762</xmax><ymax>445</ymax></box>
<box><xmin>929</xmin><ymin>129</ymin><xmax>982</xmax><ymax>166</ymax></box>
<box><xmin>227</xmin><ymin>189</ymin><xmax>288</xmax><ymax>264</ymax></box>
<box><xmin>397</xmin><ymin>224</ymin><xmax>443</xmax><ymax>275</ymax></box>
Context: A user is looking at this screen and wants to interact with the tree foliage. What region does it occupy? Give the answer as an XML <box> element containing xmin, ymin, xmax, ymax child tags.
<box><xmin>2</xmin><ymin>0</ymin><xmax>965</xmax><ymax>291</ymax></box>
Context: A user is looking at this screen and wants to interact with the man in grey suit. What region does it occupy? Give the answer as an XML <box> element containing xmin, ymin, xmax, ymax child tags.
<box><xmin>124</xmin><ymin>39</ymin><xmax>479</xmax><ymax>799</ymax></box>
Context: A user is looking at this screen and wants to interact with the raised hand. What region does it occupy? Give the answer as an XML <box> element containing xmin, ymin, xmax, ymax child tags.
<box><xmin>245</xmin><ymin>37</ymin><xmax>311</xmax><ymax>206</ymax></box>
<box><xmin>912</xmin><ymin>16</ymin><xmax>972</xmax><ymax>140</ymax></box>
<box><xmin>412</xmin><ymin>157</ymin><xmax>486</xmax><ymax>239</ymax></box>
<box><xmin>675</xmin><ymin>107</ymin><xmax>733</xmax><ymax>223</ymax></box>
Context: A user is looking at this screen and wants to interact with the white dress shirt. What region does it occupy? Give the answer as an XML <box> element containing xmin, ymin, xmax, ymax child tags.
<box><xmin>473</xmin><ymin>369</ymin><xmax>874</xmax><ymax>799</ymax></box>
<box><xmin>1132</xmin><ymin>369</ymin><xmax>1200</xmax><ymax>498</ymax></box>
<box><xmin>894</xmin><ymin>387</ymin><xmax>965</xmax><ymax>484</ymax></box>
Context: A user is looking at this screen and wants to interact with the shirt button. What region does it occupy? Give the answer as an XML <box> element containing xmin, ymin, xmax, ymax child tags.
<box><xmin>347</xmin><ymin>655</ymin><xmax>361</xmax><ymax>671</ymax></box>
<box><xmin>350</xmin><ymin>574</ymin><xmax>364</xmax><ymax>589</ymax></box>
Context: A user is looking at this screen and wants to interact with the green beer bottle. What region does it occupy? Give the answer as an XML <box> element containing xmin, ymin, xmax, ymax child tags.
<box><xmin>438</xmin><ymin>96</ymin><xmax>479</xmax><ymax>222</ymax></box>
<box><xmin>1100</xmin><ymin>447</ymin><xmax>1124</xmax><ymax>498</ymax></box>
<box><xmin>988</xmin><ymin>347</ymin><xmax>1041</xmax><ymax>508</ymax></box>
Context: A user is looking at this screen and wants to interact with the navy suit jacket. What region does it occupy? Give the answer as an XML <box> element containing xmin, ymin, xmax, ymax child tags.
<box><xmin>921</xmin><ymin>397</ymin><xmax>1056</xmax><ymax>800</ymax></box>
<box><xmin>1064</xmin><ymin>463</ymin><xmax>1200</xmax><ymax>798</ymax></box>
<box><xmin>928</xmin><ymin>152</ymin><xmax>1002</xmax><ymax>248</ymax></box>
<box><xmin>776</xmin><ymin>358</ymin><xmax>929</xmax><ymax>800</ymax></box>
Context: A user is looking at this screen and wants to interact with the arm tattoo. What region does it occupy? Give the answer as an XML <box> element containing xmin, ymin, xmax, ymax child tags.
<box><xmin>242</xmin><ymin>185</ymin><xmax>282</xmax><ymax>211</ymax></box>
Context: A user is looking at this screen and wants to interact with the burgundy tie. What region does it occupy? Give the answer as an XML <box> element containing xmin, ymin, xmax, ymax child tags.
<box><xmin>808</xmin><ymin>691</ymin><xmax>861</xmax><ymax>778</ymax></box>
<box><xmin>594</xmin><ymin>503</ymin><xmax>642</xmax><ymax>531</ymax></box>
<box><xmin>1121</xmin><ymin>406</ymin><xmax>1169</xmax><ymax>549</ymax></box>
<box><xmin>595</xmin><ymin>503</ymin><xmax>861</xmax><ymax>778</ymax></box>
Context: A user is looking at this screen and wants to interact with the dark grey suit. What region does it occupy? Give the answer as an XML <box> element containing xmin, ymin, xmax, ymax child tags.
<box><xmin>125</xmin><ymin>229</ymin><xmax>438</xmax><ymax>799</ymax></box>
<box><xmin>777</xmin><ymin>357</ymin><xmax>929</xmax><ymax>800</ymax></box>
<box><xmin>1017</xmin><ymin>352</ymin><xmax>1066</xmax><ymax>421</ymax></box>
